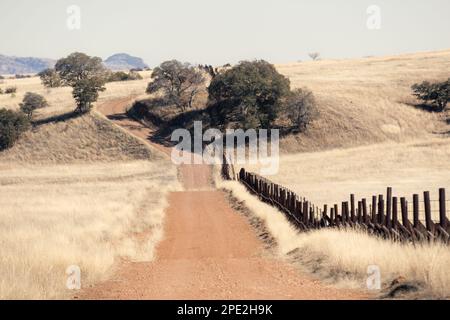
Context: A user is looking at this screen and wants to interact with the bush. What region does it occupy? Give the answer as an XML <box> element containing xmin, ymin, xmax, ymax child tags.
<box><xmin>208</xmin><ymin>60</ymin><xmax>290</xmax><ymax>129</ymax></box>
<box><xmin>411</xmin><ymin>78</ymin><xmax>449</xmax><ymax>111</ymax></box>
<box><xmin>0</xmin><ymin>108</ymin><xmax>30</xmax><ymax>150</ymax></box>
<box><xmin>19</xmin><ymin>92</ymin><xmax>49</xmax><ymax>119</ymax></box>
<box><xmin>284</xmin><ymin>88</ymin><xmax>318</xmax><ymax>131</ymax></box>
<box><xmin>107</xmin><ymin>71</ymin><xmax>142</xmax><ymax>82</ymax></box>
<box><xmin>4</xmin><ymin>87</ymin><xmax>17</xmax><ymax>94</ymax></box>
<box><xmin>15</xmin><ymin>74</ymin><xmax>31</xmax><ymax>79</ymax></box>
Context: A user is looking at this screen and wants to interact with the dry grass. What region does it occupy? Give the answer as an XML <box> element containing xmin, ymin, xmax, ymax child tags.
<box><xmin>0</xmin><ymin>113</ymin><xmax>156</xmax><ymax>164</ymax></box>
<box><xmin>0</xmin><ymin>71</ymin><xmax>152</xmax><ymax>117</ymax></box>
<box><xmin>245</xmin><ymin>137</ymin><xmax>450</xmax><ymax>220</ymax></box>
<box><xmin>276</xmin><ymin>50</ymin><xmax>450</xmax><ymax>152</ymax></box>
<box><xmin>0</xmin><ymin>161</ymin><xmax>180</xmax><ymax>299</ymax></box>
<box><xmin>0</xmin><ymin>70</ymin><xmax>182</xmax><ymax>299</ymax></box>
<box><xmin>218</xmin><ymin>178</ymin><xmax>450</xmax><ymax>299</ymax></box>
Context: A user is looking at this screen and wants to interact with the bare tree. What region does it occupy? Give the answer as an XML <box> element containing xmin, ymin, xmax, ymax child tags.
<box><xmin>308</xmin><ymin>52</ymin><xmax>321</xmax><ymax>61</ymax></box>
<box><xmin>147</xmin><ymin>60</ymin><xmax>206</xmax><ymax>112</ymax></box>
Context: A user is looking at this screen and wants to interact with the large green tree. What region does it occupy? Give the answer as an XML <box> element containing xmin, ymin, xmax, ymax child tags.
<box><xmin>55</xmin><ymin>52</ymin><xmax>107</xmax><ymax>113</ymax></box>
<box><xmin>208</xmin><ymin>60</ymin><xmax>290</xmax><ymax>128</ymax></box>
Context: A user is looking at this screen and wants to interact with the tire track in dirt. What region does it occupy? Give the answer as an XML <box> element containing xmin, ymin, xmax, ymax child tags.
<box><xmin>79</xmin><ymin>98</ymin><xmax>368</xmax><ymax>299</ymax></box>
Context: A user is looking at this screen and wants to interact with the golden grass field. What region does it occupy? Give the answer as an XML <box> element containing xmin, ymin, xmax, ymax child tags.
<box><xmin>243</xmin><ymin>50</ymin><xmax>450</xmax><ymax>217</ymax></box>
<box><xmin>278</xmin><ymin>50</ymin><xmax>450</xmax><ymax>152</ymax></box>
<box><xmin>0</xmin><ymin>71</ymin><xmax>152</xmax><ymax>118</ymax></box>
<box><xmin>0</xmin><ymin>71</ymin><xmax>181</xmax><ymax>299</ymax></box>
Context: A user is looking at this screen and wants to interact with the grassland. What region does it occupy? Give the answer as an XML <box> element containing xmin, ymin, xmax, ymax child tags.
<box><xmin>277</xmin><ymin>50</ymin><xmax>450</xmax><ymax>152</ymax></box>
<box><xmin>227</xmin><ymin>50</ymin><xmax>450</xmax><ymax>298</ymax></box>
<box><xmin>0</xmin><ymin>71</ymin><xmax>181</xmax><ymax>299</ymax></box>
<box><xmin>0</xmin><ymin>71</ymin><xmax>152</xmax><ymax>118</ymax></box>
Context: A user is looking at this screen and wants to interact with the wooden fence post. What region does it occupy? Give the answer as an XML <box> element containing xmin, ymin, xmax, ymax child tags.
<box><xmin>342</xmin><ymin>202</ymin><xmax>347</xmax><ymax>223</ymax></box>
<box><xmin>439</xmin><ymin>188</ymin><xmax>447</xmax><ymax>230</ymax></box>
<box><xmin>372</xmin><ymin>196</ymin><xmax>377</xmax><ymax>223</ymax></box>
<box><xmin>386</xmin><ymin>187</ymin><xmax>392</xmax><ymax>229</ymax></box>
<box><xmin>303</xmin><ymin>201</ymin><xmax>309</xmax><ymax>225</ymax></box>
<box><xmin>378</xmin><ymin>195</ymin><xmax>384</xmax><ymax>224</ymax></box>
<box><xmin>350</xmin><ymin>194</ymin><xmax>355</xmax><ymax>222</ymax></box>
<box><xmin>413</xmin><ymin>194</ymin><xmax>419</xmax><ymax>228</ymax></box>
<box><xmin>357</xmin><ymin>201</ymin><xmax>362</xmax><ymax>223</ymax></box>
<box><xmin>334</xmin><ymin>204</ymin><xmax>339</xmax><ymax>225</ymax></box>
<box><xmin>400</xmin><ymin>197</ymin><xmax>409</xmax><ymax>228</ymax></box>
<box><xmin>362</xmin><ymin>198</ymin><xmax>368</xmax><ymax>223</ymax></box>
<box><xmin>392</xmin><ymin>197</ymin><xmax>398</xmax><ymax>228</ymax></box>
<box><xmin>424</xmin><ymin>191</ymin><xmax>433</xmax><ymax>233</ymax></box>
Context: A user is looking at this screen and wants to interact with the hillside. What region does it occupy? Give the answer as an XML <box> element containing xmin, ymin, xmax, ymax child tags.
<box><xmin>0</xmin><ymin>54</ymin><xmax>55</xmax><ymax>75</ymax></box>
<box><xmin>104</xmin><ymin>53</ymin><xmax>149</xmax><ymax>71</ymax></box>
<box><xmin>277</xmin><ymin>50</ymin><xmax>450</xmax><ymax>153</ymax></box>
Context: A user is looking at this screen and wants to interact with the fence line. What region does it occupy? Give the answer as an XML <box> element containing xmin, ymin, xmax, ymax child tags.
<box><xmin>222</xmin><ymin>162</ymin><xmax>450</xmax><ymax>244</ymax></box>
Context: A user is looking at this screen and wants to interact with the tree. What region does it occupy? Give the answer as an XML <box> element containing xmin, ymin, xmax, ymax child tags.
<box><xmin>0</xmin><ymin>108</ymin><xmax>30</xmax><ymax>150</ymax></box>
<box><xmin>411</xmin><ymin>79</ymin><xmax>449</xmax><ymax>111</ymax></box>
<box><xmin>284</xmin><ymin>88</ymin><xmax>318</xmax><ymax>131</ymax></box>
<box><xmin>38</xmin><ymin>68</ymin><xmax>63</xmax><ymax>88</ymax></box>
<box><xmin>55</xmin><ymin>52</ymin><xmax>107</xmax><ymax>113</ymax></box>
<box><xmin>72</xmin><ymin>77</ymin><xmax>106</xmax><ymax>113</ymax></box>
<box><xmin>208</xmin><ymin>60</ymin><xmax>290</xmax><ymax>128</ymax></box>
<box><xmin>308</xmin><ymin>52</ymin><xmax>320</xmax><ymax>61</ymax></box>
<box><xmin>19</xmin><ymin>92</ymin><xmax>48</xmax><ymax>119</ymax></box>
<box><xmin>146</xmin><ymin>60</ymin><xmax>206</xmax><ymax>112</ymax></box>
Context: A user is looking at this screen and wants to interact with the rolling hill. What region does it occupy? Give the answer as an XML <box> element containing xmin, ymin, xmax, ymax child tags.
<box><xmin>104</xmin><ymin>53</ymin><xmax>149</xmax><ymax>71</ymax></box>
<box><xmin>0</xmin><ymin>54</ymin><xmax>55</xmax><ymax>75</ymax></box>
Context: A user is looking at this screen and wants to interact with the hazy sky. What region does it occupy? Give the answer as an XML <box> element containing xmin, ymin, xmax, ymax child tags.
<box><xmin>1</xmin><ymin>0</ymin><xmax>449</xmax><ymax>66</ymax></box>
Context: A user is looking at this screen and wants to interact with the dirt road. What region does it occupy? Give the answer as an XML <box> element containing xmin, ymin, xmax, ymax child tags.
<box><xmin>80</xmin><ymin>98</ymin><xmax>367</xmax><ymax>299</ymax></box>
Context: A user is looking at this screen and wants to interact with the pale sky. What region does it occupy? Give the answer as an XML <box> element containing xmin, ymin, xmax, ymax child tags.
<box><xmin>1</xmin><ymin>0</ymin><xmax>449</xmax><ymax>66</ymax></box>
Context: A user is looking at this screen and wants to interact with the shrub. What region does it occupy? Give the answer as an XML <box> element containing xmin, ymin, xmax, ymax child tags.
<box><xmin>284</xmin><ymin>88</ymin><xmax>318</xmax><ymax>131</ymax></box>
<box><xmin>146</xmin><ymin>60</ymin><xmax>206</xmax><ymax>112</ymax></box>
<box><xmin>0</xmin><ymin>108</ymin><xmax>30</xmax><ymax>150</ymax></box>
<box><xmin>107</xmin><ymin>71</ymin><xmax>142</xmax><ymax>82</ymax></box>
<box><xmin>19</xmin><ymin>92</ymin><xmax>49</xmax><ymax>119</ymax></box>
<box><xmin>411</xmin><ymin>78</ymin><xmax>449</xmax><ymax>111</ymax></box>
<box><xmin>15</xmin><ymin>74</ymin><xmax>31</xmax><ymax>79</ymax></box>
<box><xmin>208</xmin><ymin>60</ymin><xmax>290</xmax><ymax>129</ymax></box>
<box><xmin>4</xmin><ymin>87</ymin><xmax>17</xmax><ymax>94</ymax></box>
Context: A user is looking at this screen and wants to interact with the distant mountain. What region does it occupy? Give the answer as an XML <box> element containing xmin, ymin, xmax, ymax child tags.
<box><xmin>104</xmin><ymin>53</ymin><xmax>149</xmax><ymax>71</ymax></box>
<box><xmin>0</xmin><ymin>54</ymin><xmax>55</xmax><ymax>75</ymax></box>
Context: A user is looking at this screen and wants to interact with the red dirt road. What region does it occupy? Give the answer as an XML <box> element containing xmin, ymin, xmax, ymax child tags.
<box><xmin>80</xmin><ymin>98</ymin><xmax>367</xmax><ymax>299</ymax></box>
